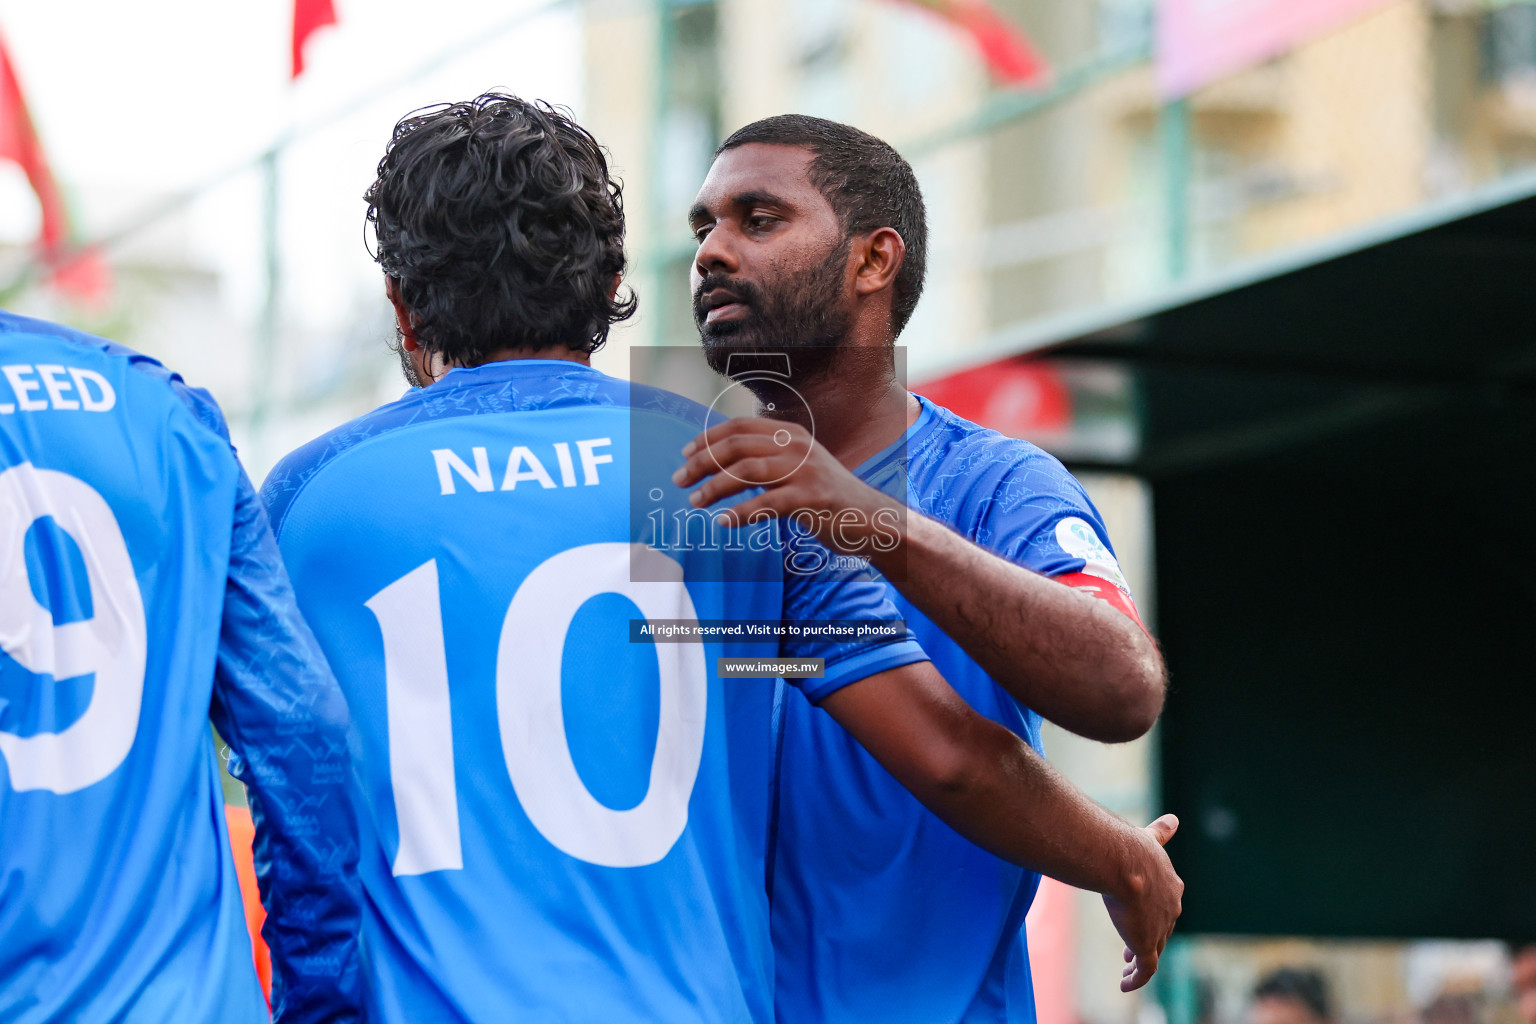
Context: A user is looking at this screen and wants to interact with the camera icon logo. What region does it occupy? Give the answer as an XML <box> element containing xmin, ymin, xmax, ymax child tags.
<box><xmin>704</xmin><ymin>352</ymin><xmax>816</xmax><ymax>486</ymax></box>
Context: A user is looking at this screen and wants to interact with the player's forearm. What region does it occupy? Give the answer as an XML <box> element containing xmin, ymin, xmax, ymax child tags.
<box><xmin>870</xmin><ymin>513</ymin><xmax>1164</xmax><ymax>742</ymax></box>
<box><xmin>822</xmin><ymin>667</ymin><xmax>1156</xmax><ymax>903</ymax></box>
<box><xmin>902</xmin><ymin>714</ymin><xmax>1154</xmax><ymax>902</ymax></box>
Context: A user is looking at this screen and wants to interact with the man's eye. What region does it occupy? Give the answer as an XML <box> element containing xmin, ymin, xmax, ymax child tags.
<box><xmin>692</xmin><ymin>225</ymin><xmax>712</xmax><ymax>242</ymax></box>
<box><xmin>747</xmin><ymin>215</ymin><xmax>775</xmax><ymax>230</ymax></box>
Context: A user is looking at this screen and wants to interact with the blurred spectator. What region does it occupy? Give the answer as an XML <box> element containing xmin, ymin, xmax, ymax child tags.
<box><xmin>1420</xmin><ymin>991</ymin><xmax>1479</xmax><ymax>1024</ymax></box>
<box><xmin>1512</xmin><ymin>946</ymin><xmax>1536</xmax><ymax>1024</ymax></box>
<box><xmin>1197</xmin><ymin>977</ymin><xmax>1218</xmax><ymax>1024</ymax></box>
<box><xmin>1251</xmin><ymin>969</ymin><xmax>1335</xmax><ymax>1024</ymax></box>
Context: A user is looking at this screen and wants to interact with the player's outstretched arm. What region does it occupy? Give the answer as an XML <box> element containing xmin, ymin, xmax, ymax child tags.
<box><xmin>676</xmin><ymin>417</ymin><xmax>1165</xmax><ymax>742</ymax></box>
<box><xmin>209</xmin><ymin>469</ymin><xmax>362</xmax><ymax>1024</ymax></box>
<box><xmin>818</xmin><ymin>660</ymin><xmax>1183</xmax><ymax>991</ymax></box>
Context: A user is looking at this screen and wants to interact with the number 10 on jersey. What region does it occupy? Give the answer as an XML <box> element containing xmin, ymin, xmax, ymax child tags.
<box><xmin>365</xmin><ymin>542</ymin><xmax>708</xmax><ymax>874</ymax></box>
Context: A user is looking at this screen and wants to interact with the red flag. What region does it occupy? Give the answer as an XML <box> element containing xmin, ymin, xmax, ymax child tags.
<box><xmin>914</xmin><ymin>358</ymin><xmax>1071</xmax><ymax>436</ymax></box>
<box><xmin>52</xmin><ymin>245</ymin><xmax>111</xmax><ymax>302</ymax></box>
<box><xmin>0</xmin><ymin>32</ymin><xmax>66</xmax><ymax>253</ymax></box>
<box><xmin>293</xmin><ymin>0</ymin><xmax>338</xmax><ymax>79</ymax></box>
<box><xmin>0</xmin><ymin>31</ymin><xmax>109</xmax><ymax>304</ymax></box>
<box><xmin>886</xmin><ymin>0</ymin><xmax>1049</xmax><ymax>87</ymax></box>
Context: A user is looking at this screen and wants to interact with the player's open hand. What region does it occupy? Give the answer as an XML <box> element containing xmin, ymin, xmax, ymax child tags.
<box><xmin>1102</xmin><ymin>813</ymin><xmax>1182</xmax><ymax>992</ymax></box>
<box><xmin>674</xmin><ymin>417</ymin><xmax>903</xmax><ymax>557</ymax></box>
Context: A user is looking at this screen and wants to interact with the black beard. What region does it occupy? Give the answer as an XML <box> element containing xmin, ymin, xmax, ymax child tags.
<box><xmin>394</xmin><ymin>326</ymin><xmax>427</xmax><ymax>389</ymax></box>
<box><xmin>695</xmin><ymin>238</ymin><xmax>853</xmax><ymax>396</ymax></box>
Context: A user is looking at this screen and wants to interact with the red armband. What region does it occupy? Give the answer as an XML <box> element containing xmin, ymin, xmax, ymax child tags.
<box><xmin>1053</xmin><ymin>571</ymin><xmax>1143</xmax><ymax>627</ymax></box>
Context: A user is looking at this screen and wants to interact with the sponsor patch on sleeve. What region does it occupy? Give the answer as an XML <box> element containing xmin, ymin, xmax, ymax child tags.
<box><xmin>1054</xmin><ymin>517</ymin><xmax>1130</xmax><ymax>590</ymax></box>
<box><xmin>1052</xmin><ymin>516</ymin><xmax>1140</xmax><ymax>623</ymax></box>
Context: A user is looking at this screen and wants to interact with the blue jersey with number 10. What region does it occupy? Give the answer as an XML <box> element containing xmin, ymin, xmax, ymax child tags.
<box><xmin>261</xmin><ymin>359</ymin><xmax>928</xmax><ymax>1024</ymax></box>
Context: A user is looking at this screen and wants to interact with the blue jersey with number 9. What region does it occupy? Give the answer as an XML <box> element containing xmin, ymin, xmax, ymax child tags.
<box><xmin>261</xmin><ymin>358</ymin><xmax>928</xmax><ymax>1024</ymax></box>
<box><xmin>0</xmin><ymin>311</ymin><xmax>360</xmax><ymax>1023</ymax></box>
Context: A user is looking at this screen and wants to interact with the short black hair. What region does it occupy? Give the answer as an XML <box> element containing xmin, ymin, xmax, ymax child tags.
<box><xmin>715</xmin><ymin>114</ymin><xmax>928</xmax><ymax>337</ymax></box>
<box><xmin>365</xmin><ymin>93</ymin><xmax>635</xmax><ymax>362</ymax></box>
<box><xmin>1254</xmin><ymin>968</ymin><xmax>1332</xmax><ymax>1021</ymax></box>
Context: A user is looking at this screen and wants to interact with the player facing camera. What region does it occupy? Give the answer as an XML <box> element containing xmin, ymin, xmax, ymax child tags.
<box><xmin>673</xmin><ymin>115</ymin><xmax>924</xmax><ymax>585</ymax></box>
<box><xmin>682</xmin><ymin>114</ymin><xmax>1179</xmax><ymax>1023</ymax></box>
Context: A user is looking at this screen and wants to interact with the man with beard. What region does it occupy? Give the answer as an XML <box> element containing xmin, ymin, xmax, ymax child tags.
<box><xmin>676</xmin><ymin>115</ymin><xmax>1172</xmax><ymax>1023</ymax></box>
<box><xmin>260</xmin><ymin>94</ymin><xmax>1179</xmax><ymax>1023</ymax></box>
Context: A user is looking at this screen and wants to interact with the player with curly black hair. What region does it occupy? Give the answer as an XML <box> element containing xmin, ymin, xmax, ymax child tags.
<box><xmin>363</xmin><ymin>92</ymin><xmax>635</xmax><ymax>381</ymax></box>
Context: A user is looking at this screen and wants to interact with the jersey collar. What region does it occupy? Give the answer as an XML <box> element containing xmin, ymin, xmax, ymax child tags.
<box><xmin>434</xmin><ymin>357</ymin><xmax>602</xmax><ymax>389</ymax></box>
<box><xmin>851</xmin><ymin>393</ymin><xmax>937</xmax><ymax>481</ymax></box>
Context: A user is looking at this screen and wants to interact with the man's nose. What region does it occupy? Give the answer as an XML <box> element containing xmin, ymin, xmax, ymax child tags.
<box><xmin>694</xmin><ymin>224</ymin><xmax>739</xmax><ymax>276</ymax></box>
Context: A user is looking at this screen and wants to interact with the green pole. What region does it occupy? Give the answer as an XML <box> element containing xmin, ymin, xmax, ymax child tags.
<box><xmin>1156</xmin><ymin>935</ymin><xmax>1199</xmax><ymax>1024</ymax></box>
<box><xmin>643</xmin><ymin>0</ymin><xmax>676</xmax><ymax>349</ymax></box>
<box><xmin>1160</xmin><ymin>98</ymin><xmax>1191</xmax><ymax>281</ymax></box>
<box><xmin>250</xmin><ymin>148</ymin><xmax>280</xmax><ymax>456</ymax></box>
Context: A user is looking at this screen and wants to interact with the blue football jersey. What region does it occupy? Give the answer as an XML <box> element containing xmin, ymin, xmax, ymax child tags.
<box><xmin>0</xmin><ymin>311</ymin><xmax>361</xmax><ymax>1023</ymax></box>
<box><xmin>260</xmin><ymin>358</ymin><xmax>929</xmax><ymax>1024</ymax></box>
<box><xmin>771</xmin><ymin>395</ymin><xmax>1140</xmax><ymax>1024</ymax></box>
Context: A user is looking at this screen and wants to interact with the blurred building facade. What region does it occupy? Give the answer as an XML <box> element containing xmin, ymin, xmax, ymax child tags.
<box><xmin>588</xmin><ymin>0</ymin><xmax>1536</xmax><ymax>374</ymax></box>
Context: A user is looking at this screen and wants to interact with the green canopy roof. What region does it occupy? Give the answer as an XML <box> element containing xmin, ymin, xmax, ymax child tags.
<box><xmin>962</xmin><ymin>173</ymin><xmax>1536</xmax><ymax>941</ymax></box>
<box><xmin>940</xmin><ymin>169</ymin><xmax>1536</xmax><ymax>481</ymax></box>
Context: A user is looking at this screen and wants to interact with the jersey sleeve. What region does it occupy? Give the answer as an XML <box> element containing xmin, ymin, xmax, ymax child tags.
<box><xmin>207</xmin><ymin>464</ymin><xmax>363</xmax><ymax>1024</ymax></box>
<box><xmin>779</xmin><ymin>525</ymin><xmax>928</xmax><ymax>704</ymax></box>
<box><xmin>980</xmin><ymin>453</ymin><xmax>1141</xmax><ymax>623</ymax></box>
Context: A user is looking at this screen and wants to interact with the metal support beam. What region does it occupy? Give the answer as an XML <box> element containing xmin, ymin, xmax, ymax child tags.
<box><xmin>1160</xmin><ymin>98</ymin><xmax>1191</xmax><ymax>281</ymax></box>
<box><xmin>906</xmin><ymin>38</ymin><xmax>1154</xmax><ymax>157</ymax></box>
<box><xmin>248</xmin><ymin>148</ymin><xmax>281</xmax><ymax>458</ymax></box>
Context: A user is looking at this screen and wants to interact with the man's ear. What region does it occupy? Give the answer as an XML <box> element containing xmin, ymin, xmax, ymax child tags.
<box><xmin>853</xmin><ymin>227</ymin><xmax>905</xmax><ymax>299</ymax></box>
<box><xmin>384</xmin><ymin>275</ymin><xmax>420</xmax><ymax>352</ymax></box>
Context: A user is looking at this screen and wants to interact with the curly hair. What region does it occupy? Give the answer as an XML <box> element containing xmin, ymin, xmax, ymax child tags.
<box><xmin>715</xmin><ymin>115</ymin><xmax>928</xmax><ymax>337</ymax></box>
<box><xmin>365</xmin><ymin>93</ymin><xmax>636</xmax><ymax>362</ymax></box>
